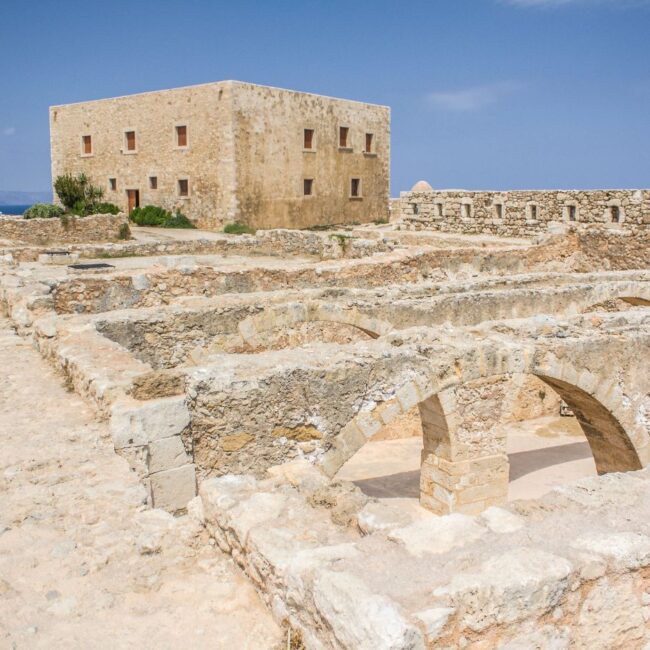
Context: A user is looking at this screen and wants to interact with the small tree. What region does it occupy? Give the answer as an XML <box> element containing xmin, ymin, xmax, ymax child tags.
<box><xmin>54</xmin><ymin>173</ymin><xmax>104</xmax><ymax>215</ymax></box>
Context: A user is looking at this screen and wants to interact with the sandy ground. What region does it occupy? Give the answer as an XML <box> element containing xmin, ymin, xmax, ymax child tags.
<box><xmin>0</xmin><ymin>319</ymin><xmax>281</xmax><ymax>650</ymax></box>
<box><xmin>337</xmin><ymin>415</ymin><xmax>596</xmax><ymax>504</ymax></box>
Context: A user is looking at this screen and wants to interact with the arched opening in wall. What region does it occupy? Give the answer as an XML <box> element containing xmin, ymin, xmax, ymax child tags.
<box><xmin>244</xmin><ymin>320</ymin><xmax>375</xmax><ymax>351</ymax></box>
<box><xmin>333</xmin><ymin>372</ymin><xmax>640</xmax><ymax>513</ymax></box>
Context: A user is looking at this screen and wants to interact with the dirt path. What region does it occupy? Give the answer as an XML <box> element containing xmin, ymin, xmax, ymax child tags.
<box><xmin>0</xmin><ymin>320</ymin><xmax>281</xmax><ymax>650</ymax></box>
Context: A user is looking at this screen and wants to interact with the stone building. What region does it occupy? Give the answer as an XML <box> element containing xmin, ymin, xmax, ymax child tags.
<box><xmin>49</xmin><ymin>81</ymin><xmax>390</xmax><ymax>230</ymax></box>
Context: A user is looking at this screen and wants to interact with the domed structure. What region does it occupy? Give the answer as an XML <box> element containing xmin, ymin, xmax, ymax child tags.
<box><xmin>410</xmin><ymin>180</ymin><xmax>433</xmax><ymax>192</ymax></box>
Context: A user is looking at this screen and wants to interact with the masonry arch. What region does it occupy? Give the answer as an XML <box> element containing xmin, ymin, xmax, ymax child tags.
<box><xmin>322</xmin><ymin>359</ymin><xmax>646</xmax><ymax>515</ymax></box>
<box><xmin>237</xmin><ymin>301</ymin><xmax>394</xmax><ymax>348</ymax></box>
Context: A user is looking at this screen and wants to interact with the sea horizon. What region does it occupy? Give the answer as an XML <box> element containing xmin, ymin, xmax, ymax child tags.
<box><xmin>0</xmin><ymin>204</ymin><xmax>31</xmax><ymax>216</ymax></box>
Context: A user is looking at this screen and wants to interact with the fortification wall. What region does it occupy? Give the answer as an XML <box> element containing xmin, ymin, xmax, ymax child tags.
<box><xmin>0</xmin><ymin>213</ymin><xmax>129</xmax><ymax>245</ymax></box>
<box><xmin>398</xmin><ymin>189</ymin><xmax>650</xmax><ymax>237</ymax></box>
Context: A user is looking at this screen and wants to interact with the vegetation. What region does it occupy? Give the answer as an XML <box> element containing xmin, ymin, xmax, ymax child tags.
<box><xmin>23</xmin><ymin>203</ymin><xmax>64</xmax><ymax>219</ymax></box>
<box><xmin>223</xmin><ymin>222</ymin><xmax>256</xmax><ymax>235</ymax></box>
<box><xmin>129</xmin><ymin>205</ymin><xmax>196</xmax><ymax>229</ymax></box>
<box><xmin>93</xmin><ymin>202</ymin><xmax>121</xmax><ymax>215</ymax></box>
<box><xmin>54</xmin><ymin>173</ymin><xmax>105</xmax><ymax>215</ymax></box>
<box><xmin>117</xmin><ymin>223</ymin><xmax>131</xmax><ymax>240</ymax></box>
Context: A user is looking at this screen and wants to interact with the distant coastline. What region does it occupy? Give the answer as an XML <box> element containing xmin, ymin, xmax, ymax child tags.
<box><xmin>0</xmin><ymin>204</ymin><xmax>31</xmax><ymax>216</ymax></box>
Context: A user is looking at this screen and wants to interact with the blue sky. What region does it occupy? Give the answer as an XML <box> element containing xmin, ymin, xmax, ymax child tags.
<box><xmin>1</xmin><ymin>0</ymin><xmax>649</xmax><ymax>194</ymax></box>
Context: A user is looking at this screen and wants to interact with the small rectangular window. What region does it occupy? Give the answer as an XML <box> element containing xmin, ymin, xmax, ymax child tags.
<box><xmin>365</xmin><ymin>133</ymin><xmax>374</xmax><ymax>153</ymax></box>
<box><xmin>125</xmin><ymin>130</ymin><xmax>136</xmax><ymax>151</ymax></box>
<box><xmin>568</xmin><ymin>205</ymin><xmax>577</xmax><ymax>221</ymax></box>
<box><xmin>529</xmin><ymin>204</ymin><xmax>538</xmax><ymax>220</ymax></box>
<box><xmin>303</xmin><ymin>178</ymin><xmax>314</xmax><ymax>196</ymax></box>
<box><xmin>82</xmin><ymin>135</ymin><xmax>92</xmax><ymax>155</ymax></box>
<box><xmin>149</xmin><ymin>176</ymin><xmax>158</xmax><ymax>190</ymax></box>
<box><xmin>462</xmin><ymin>203</ymin><xmax>472</xmax><ymax>218</ymax></box>
<box><xmin>109</xmin><ymin>178</ymin><xmax>117</xmax><ymax>191</ymax></box>
<box><xmin>435</xmin><ymin>202</ymin><xmax>444</xmax><ymax>217</ymax></box>
<box><xmin>610</xmin><ymin>206</ymin><xmax>620</xmax><ymax>223</ymax></box>
<box><xmin>176</xmin><ymin>125</ymin><xmax>187</xmax><ymax>147</ymax></box>
<box><xmin>178</xmin><ymin>179</ymin><xmax>189</xmax><ymax>197</ymax></box>
<box><xmin>350</xmin><ymin>178</ymin><xmax>361</xmax><ymax>198</ymax></box>
<box><xmin>339</xmin><ymin>126</ymin><xmax>349</xmax><ymax>148</ymax></box>
<box><xmin>304</xmin><ymin>129</ymin><xmax>314</xmax><ymax>150</ymax></box>
<box><xmin>494</xmin><ymin>203</ymin><xmax>503</xmax><ymax>219</ymax></box>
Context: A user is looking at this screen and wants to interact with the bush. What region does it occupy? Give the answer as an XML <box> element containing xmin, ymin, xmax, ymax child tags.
<box><xmin>223</xmin><ymin>222</ymin><xmax>256</xmax><ymax>235</ymax></box>
<box><xmin>129</xmin><ymin>205</ymin><xmax>196</xmax><ymax>229</ymax></box>
<box><xmin>91</xmin><ymin>202</ymin><xmax>121</xmax><ymax>215</ymax></box>
<box><xmin>54</xmin><ymin>173</ymin><xmax>104</xmax><ymax>215</ymax></box>
<box><xmin>23</xmin><ymin>203</ymin><xmax>65</xmax><ymax>219</ymax></box>
<box><xmin>117</xmin><ymin>223</ymin><xmax>131</xmax><ymax>240</ymax></box>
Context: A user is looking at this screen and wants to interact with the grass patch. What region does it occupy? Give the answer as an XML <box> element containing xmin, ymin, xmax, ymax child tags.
<box><xmin>223</xmin><ymin>222</ymin><xmax>256</xmax><ymax>235</ymax></box>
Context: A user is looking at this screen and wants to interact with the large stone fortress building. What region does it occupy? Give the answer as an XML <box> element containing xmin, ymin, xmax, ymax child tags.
<box><xmin>49</xmin><ymin>81</ymin><xmax>390</xmax><ymax>229</ymax></box>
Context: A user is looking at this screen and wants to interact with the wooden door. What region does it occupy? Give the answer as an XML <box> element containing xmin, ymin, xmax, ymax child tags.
<box><xmin>126</xmin><ymin>189</ymin><xmax>140</xmax><ymax>214</ymax></box>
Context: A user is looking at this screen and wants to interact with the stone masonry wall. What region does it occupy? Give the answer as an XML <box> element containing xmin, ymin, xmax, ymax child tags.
<box><xmin>0</xmin><ymin>213</ymin><xmax>129</xmax><ymax>245</ymax></box>
<box><xmin>399</xmin><ymin>189</ymin><xmax>650</xmax><ymax>237</ymax></box>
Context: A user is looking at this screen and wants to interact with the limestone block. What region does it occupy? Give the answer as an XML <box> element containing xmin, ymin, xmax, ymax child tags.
<box><xmin>110</xmin><ymin>395</ymin><xmax>190</xmax><ymax>449</ymax></box>
<box><xmin>433</xmin><ymin>548</ymin><xmax>573</xmax><ymax>632</ymax></box>
<box><xmin>480</xmin><ymin>507</ymin><xmax>525</xmax><ymax>534</ymax></box>
<box><xmin>357</xmin><ymin>501</ymin><xmax>414</xmax><ymax>534</ymax></box>
<box><xmin>571</xmin><ymin>532</ymin><xmax>650</xmax><ymax>571</ymax></box>
<box><xmin>147</xmin><ymin>435</ymin><xmax>191</xmax><ymax>474</ymax></box>
<box><xmin>149</xmin><ymin>464</ymin><xmax>197</xmax><ymax>513</ymax></box>
<box><xmin>388</xmin><ymin>513</ymin><xmax>486</xmax><ymax>557</ymax></box>
<box><xmin>312</xmin><ymin>570</ymin><xmax>424</xmax><ymax>650</ymax></box>
<box><xmin>413</xmin><ymin>607</ymin><xmax>456</xmax><ymax>642</ymax></box>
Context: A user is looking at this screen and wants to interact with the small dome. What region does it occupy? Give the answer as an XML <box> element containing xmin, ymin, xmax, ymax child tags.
<box><xmin>410</xmin><ymin>180</ymin><xmax>433</xmax><ymax>192</ymax></box>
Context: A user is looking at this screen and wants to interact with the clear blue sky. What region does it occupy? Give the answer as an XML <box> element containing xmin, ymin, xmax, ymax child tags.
<box><xmin>2</xmin><ymin>0</ymin><xmax>649</xmax><ymax>194</ymax></box>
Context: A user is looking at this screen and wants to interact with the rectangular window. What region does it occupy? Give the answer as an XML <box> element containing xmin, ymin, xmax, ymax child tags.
<box><xmin>304</xmin><ymin>128</ymin><xmax>314</xmax><ymax>150</ymax></box>
<box><xmin>494</xmin><ymin>203</ymin><xmax>503</xmax><ymax>219</ymax></box>
<box><xmin>435</xmin><ymin>202</ymin><xmax>444</xmax><ymax>217</ymax></box>
<box><xmin>339</xmin><ymin>126</ymin><xmax>349</xmax><ymax>148</ymax></box>
<box><xmin>529</xmin><ymin>204</ymin><xmax>538</xmax><ymax>220</ymax></box>
<box><xmin>82</xmin><ymin>135</ymin><xmax>92</xmax><ymax>155</ymax></box>
<box><xmin>125</xmin><ymin>130</ymin><xmax>136</xmax><ymax>151</ymax></box>
<box><xmin>149</xmin><ymin>176</ymin><xmax>158</xmax><ymax>190</ymax></box>
<box><xmin>568</xmin><ymin>205</ymin><xmax>577</xmax><ymax>221</ymax></box>
<box><xmin>109</xmin><ymin>178</ymin><xmax>117</xmax><ymax>191</ymax></box>
<box><xmin>303</xmin><ymin>178</ymin><xmax>314</xmax><ymax>196</ymax></box>
<box><xmin>178</xmin><ymin>179</ymin><xmax>189</xmax><ymax>197</ymax></box>
<box><xmin>350</xmin><ymin>178</ymin><xmax>361</xmax><ymax>198</ymax></box>
<box><xmin>176</xmin><ymin>125</ymin><xmax>187</xmax><ymax>147</ymax></box>
<box><xmin>365</xmin><ymin>133</ymin><xmax>374</xmax><ymax>153</ymax></box>
<box><xmin>611</xmin><ymin>206</ymin><xmax>620</xmax><ymax>223</ymax></box>
<box><xmin>462</xmin><ymin>203</ymin><xmax>472</xmax><ymax>218</ymax></box>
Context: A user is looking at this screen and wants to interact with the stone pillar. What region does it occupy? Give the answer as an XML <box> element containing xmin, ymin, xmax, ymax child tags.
<box><xmin>418</xmin><ymin>380</ymin><xmax>510</xmax><ymax>515</ymax></box>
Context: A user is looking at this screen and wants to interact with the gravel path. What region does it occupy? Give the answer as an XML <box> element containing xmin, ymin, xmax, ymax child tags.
<box><xmin>0</xmin><ymin>320</ymin><xmax>280</xmax><ymax>649</ymax></box>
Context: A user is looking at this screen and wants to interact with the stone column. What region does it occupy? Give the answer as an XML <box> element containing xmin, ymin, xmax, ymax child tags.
<box><xmin>418</xmin><ymin>380</ymin><xmax>510</xmax><ymax>515</ymax></box>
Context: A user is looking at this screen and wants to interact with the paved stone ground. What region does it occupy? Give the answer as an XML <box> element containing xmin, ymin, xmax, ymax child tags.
<box><xmin>0</xmin><ymin>319</ymin><xmax>281</xmax><ymax>650</ymax></box>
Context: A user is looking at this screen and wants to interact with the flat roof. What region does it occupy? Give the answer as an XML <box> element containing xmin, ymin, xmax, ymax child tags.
<box><xmin>50</xmin><ymin>80</ymin><xmax>390</xmax><ymax>111</ymax></box>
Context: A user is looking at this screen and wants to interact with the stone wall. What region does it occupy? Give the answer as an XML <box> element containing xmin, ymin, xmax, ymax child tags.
<box><xmin>0</xmin><ymin>213</ymin><xmax>128</xmax><ymax>245</ymax></box>
<box><xmin>50</xmin><ymin>81</ymin><xmax>390</xmax><ymax>230</ymax></box>
<box><xmin>398</xmin><ymin>189</ymin><xmax>650</xmax><ymax>237</ymax></box>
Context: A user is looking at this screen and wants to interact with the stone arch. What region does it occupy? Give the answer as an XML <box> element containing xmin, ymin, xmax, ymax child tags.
<box><xmin>321</xmin><ymin>356</ymin><xmax>647</xmax><ymax>515</ymax></box>
<box><xmin>237</xmin><ymin>301</ymin><xmax>394</xmax><ymax>348</ymax></box>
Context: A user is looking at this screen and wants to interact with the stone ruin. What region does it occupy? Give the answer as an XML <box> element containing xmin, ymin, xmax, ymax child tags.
<box><xmin>1</xmin><ymin>213</ymin><xmax>650</xmax><ymax>648</ymax></box>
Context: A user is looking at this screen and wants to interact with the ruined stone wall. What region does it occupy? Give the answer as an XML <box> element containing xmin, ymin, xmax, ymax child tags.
<box><xmin>399</xmin><ymin>189</ymin><xmax>650</xmax><ymax>237</ymax></box>
<box><xmin>231</xmin><ymin>82</ymin><xmax>390</xmax><ymax>229</ymax></box>
<box><xmin>0</xmin><ymin>213</ymin><xmax>128</xmax><ymax>245</ymax></box>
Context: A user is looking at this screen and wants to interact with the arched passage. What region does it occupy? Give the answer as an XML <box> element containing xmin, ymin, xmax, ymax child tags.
<box><xmin>323</xmin><ymin>365</ymin><xmax>646</xmax><ymax>516</ymax></box>
<box><xmin>237</xmin><ymin>301</ymin><xmax>394</xmax><ymax>348</ymax></box>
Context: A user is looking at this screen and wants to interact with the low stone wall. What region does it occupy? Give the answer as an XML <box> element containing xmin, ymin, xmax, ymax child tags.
<box><xmin>399</xmin><ymin>189</ymin><xmax>650</xmax><ymax>237</ymax></box>
<box><xmin>197</xmin><ymin>464</ymin><xmax>650</xmax><ymax>649</ymax></box>
<box><xmin>0</xmin><ymin>213</ymin><xmax>129</xmax><ymax>245</ymax></box>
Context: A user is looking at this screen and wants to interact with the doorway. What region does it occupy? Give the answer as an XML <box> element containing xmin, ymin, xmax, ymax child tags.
<box><xmin>126</xmin><ymin>189</ymin><xmax>140</xmax><ymax>214</ymax></box>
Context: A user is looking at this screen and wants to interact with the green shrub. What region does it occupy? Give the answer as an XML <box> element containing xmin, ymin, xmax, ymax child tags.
<box><xmin>223</xmin><ymin>222</ymin><xmax>256</xmax><ymax>235</ymax></box>
<box><xmin>23</xmin><ymin>203</ymin><xmax>64</xmax><ymax>219</ymax></box>
<box><xmin>54</xmin><ymin>173</ymin><xmax>104</xmax><ymax>213</ymax></box>
<box><xmin>91</xmin><ymin>202</ymin><xmax>121</xmax><ymax>215</ymax></box>
<box><xmin>117</xmin><ymin>223</ymin><xmax>131</xmax><ymax>240</ymax></box>
<box><xmin>129</xmin><ymin>205</ymin><xmax>195</xmax><ymax>229</ymax></box>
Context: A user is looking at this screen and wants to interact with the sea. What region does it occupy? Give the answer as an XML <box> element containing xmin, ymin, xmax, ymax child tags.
<box><xmin>0</xmin><ymin>204</ymin><xmax>31</xmax><ymax>216</ymax></box>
